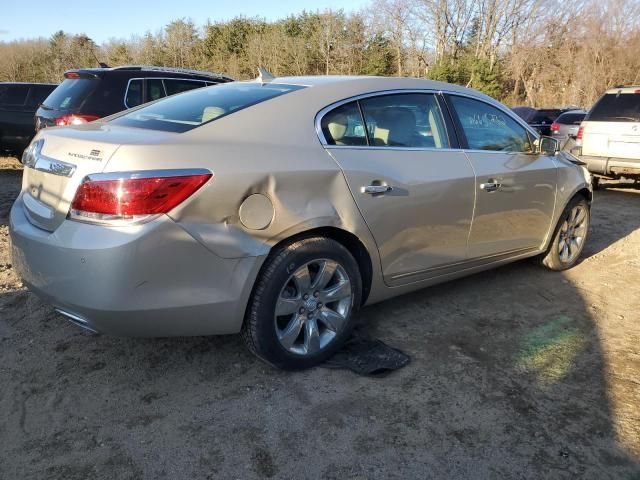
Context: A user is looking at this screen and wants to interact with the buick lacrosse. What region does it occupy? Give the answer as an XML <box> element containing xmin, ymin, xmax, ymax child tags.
<box><xmin>10</xmin><ymin>76</ymin><xmax>592</xmax><ymax>369</ymax></box>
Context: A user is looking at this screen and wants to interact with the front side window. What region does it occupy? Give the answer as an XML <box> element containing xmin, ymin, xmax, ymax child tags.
<box><xmin>449</xmin><ymin>96</ymin><xmax>532</xmax><ymax>153</ymax></box>
<box><xmin>125</xmin><ymin>79</ymin><xmax>143</xmax><ymax>107</ymax></box>
<box><xmin>360</xmin><ymin>93</ymin><xmax>450</xmax><ymax>148</ymax></box>
<box><xmin>111</xmin><ymin>82</ymin><xmax>305</xmax><ymax>133</ymax></box>
<box><xmin>320</xmin><ymin>102</ymin><xmax>367</xmax><ymax>146</ymax></box>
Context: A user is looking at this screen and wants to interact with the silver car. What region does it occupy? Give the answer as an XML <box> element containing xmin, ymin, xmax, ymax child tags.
<box><xmin>10</xmin><ymin>76</ymin><xmax>592</xmax><ymax>369</ymax></box>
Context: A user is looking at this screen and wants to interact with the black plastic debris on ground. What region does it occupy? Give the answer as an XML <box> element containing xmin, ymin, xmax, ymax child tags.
<box><xmin>322</xmin><ymin>335</ymin><xmax>410</xmax><ymax>376</ymax></box>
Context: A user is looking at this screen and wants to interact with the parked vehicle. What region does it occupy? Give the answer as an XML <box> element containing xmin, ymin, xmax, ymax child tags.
<box><xmin>550</xmin><ymin>109</ymin><xmax>587</xmax><ymax>150</ymax></box>
<box><xmin>11</xmin><ymin>76</ymin><xmax>592</xmax><ymax>369</ymax></box>
<box><xmin>0</xmin><ymin>82</ymin><xmax>57</xmax><ymax>155</ymax></box>
<box><xmin>512</xmin><ymin>107</ymin><xmax>566</xmax><ymax>136</ymax></box>
<box><xmin>576</xmin><ymin>86</ymin><xmax>640</xmax><ymax>187</ymax></box>
<box><xmin>34</xmin><ymin>65</ymin><xmax>233</xmax><ymax>131</ymax></box>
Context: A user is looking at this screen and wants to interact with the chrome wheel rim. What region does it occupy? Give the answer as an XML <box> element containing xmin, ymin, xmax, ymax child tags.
<box><xmin>274</xmin><ymin>259</ymin><xmax>353</xmax><ymax>356</ymax></box>
<box><xmin>558</xmin><ymin>204</ymin><xmax>588</xmax><ymax>264</ymax></box>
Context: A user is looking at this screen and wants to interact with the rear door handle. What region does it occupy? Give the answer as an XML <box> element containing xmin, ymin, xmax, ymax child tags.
<box><xmin>362</xmin><ymin>184</ymin><xmax>393</xmax><ymax>195</ymax></box>
<box><xmin>480</xmin><ymin>180</ymin><xmax>502</xmax><ymax>192</ymax></box>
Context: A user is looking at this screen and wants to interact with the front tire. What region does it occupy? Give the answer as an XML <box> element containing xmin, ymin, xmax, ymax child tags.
<box><xmin>242</xmin><ymin>236</ymin><xmax>362</xmax><ymax>370</ymax></box>
<box><xmin>539</xmin><ymin>196</ymin><xmax>590</xmax><ymax>271</ymax></box>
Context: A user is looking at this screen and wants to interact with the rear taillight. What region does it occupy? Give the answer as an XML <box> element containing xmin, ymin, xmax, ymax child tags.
<box><xmin>69</xmin><ymin>171</ymin><xmax>212</xmax><ymax>225</ymax></box>
<box><xmin>550</xmin><ymin>122</ymin><xmax>560</xmax><ymax>133</ymax></box>
<box><xmin>575</xmin><ymin>126</ymin><xmax>584</xmax><ymax>146</ymax></box>
<box><xmin>55</xmin><ymin>114</ymin><xmax>101</xmax><ymax>126</ymax></box>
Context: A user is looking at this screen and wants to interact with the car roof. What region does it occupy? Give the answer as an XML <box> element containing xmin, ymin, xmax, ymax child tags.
<box><xmin>67</xmin><ymin>65</ymin><xmax>233</xmax><ymax>82</ymax></box>
<box><xmin>267</xmin><ymin>75</ymin><xmax>502</xmax><ymax>108</ymax></box>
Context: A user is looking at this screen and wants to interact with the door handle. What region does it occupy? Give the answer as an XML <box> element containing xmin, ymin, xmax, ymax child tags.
<box><xmin>362</xmin><ymin>184</ymin><xmax>393</xmax><ymax>195</ymax></box>
<box><xmin>480</xmin><ymin>180</ymin><xmax>502</xmax><ymax>192</ymax></box>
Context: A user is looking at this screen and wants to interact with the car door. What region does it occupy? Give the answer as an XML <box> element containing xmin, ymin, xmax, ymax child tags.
<box><xmin>320</xmin><ymin>92</ymin><xmax>476</xmax><ymax>286</ymax></box>
<box><xmin>445</xmin><ymin>94</ymin><xmax>557</xmax><ymax>260</ymax></box>
<box><xmin>0</xmin><ymin>84</ymin><xmax>31</xmax><ymax>149</ymax></box>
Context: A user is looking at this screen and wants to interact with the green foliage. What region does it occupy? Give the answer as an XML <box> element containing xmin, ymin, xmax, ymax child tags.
<box><xmin>364</xmin><ymin>34</ymin><xmax>395</xmax><ymax>76</ymax></box>
<box><xmin>428</xmin><ymin>54</ymin><xmax>503</xmax><ymax>98</ymax></box>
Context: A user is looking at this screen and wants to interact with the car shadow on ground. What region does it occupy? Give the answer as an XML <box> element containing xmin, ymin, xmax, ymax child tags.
<box><xmin>582</xmin><ymin>181</ymin><xmax>640</xmax><ymax>259</ymax></box>
<box><xmin>1</xmin><ymin>161</ymin><xmax>639</xmax><ymax>479</ymax></box>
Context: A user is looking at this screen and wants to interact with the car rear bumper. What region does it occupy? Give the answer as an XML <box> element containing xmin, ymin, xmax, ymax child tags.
<box><xmin>9</xmin><ymin>196</ymin><xmax>264</xmax><ymax>336</ymax></box>
<box><xmin>578</xmin><ymin>154</ymin><xmax>640</xmax><ymax>177</ymax></box>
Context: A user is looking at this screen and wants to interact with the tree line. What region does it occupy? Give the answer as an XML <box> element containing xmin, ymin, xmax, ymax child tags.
<box><xmin>1</xmin><ymin>0</ymin><xmax>639</xmax><ymax>108</ymax></box>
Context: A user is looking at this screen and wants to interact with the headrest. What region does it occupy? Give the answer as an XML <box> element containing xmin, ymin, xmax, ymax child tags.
<box><xmin>327</xmin><ymin>112</ymin><xmax>348</xmax><ymax>142</ymax></box>
<box><xmin>202</xmin><ymin>106</ymin><xmax>226</xmax><ymax>123</ymax></box>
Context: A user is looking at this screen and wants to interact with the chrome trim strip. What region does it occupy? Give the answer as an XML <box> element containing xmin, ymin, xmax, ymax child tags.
<box><xmin>314</xmin><ymin>87</ymin><xmax>540</xmax><ymax>148</ymax></box>
<box><xmin>389</xmin><ymin>246</ymin><xmax>539</xmax><ymax>281</ymax></box>
<box><xmin>33</xmin><ymin>155</ymin><xmax>76</xmax><ymax>177</ymax></box>
<box><xmin>84</xmin><ymin>168</ymin><xmax>213</xmax><ymax>182</ymax></box>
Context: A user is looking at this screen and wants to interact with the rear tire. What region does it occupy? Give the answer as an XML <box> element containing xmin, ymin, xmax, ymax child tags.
<box><xmin>539</xmin><ymin>196</ymin><xmax>590</xmax><ymax>271</ymax></box>
<box><xmin>242</xmin><ymin>236</ymin><xmax>362</xmax><ymax>370</ymax></box>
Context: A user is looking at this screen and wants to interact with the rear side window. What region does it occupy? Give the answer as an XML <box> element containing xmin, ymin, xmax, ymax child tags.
<box><xmin>0</xmin><ymin>85</ymin><xmax>29</xmax><ymax>106</ymax></box>
<box><xmin>449</xmin><ymin>95</ymin><xmax>532</xmax><ymax>153</ymax></box>
<box><xmin>556</xmin><ymin>112</ymin><xmax>585</xmax><ymax>125</ymax></box>
<box><xmin>360</xmin><ymin>93</ymin><xmax>450</xmax><ymax>148</ymax></box>
<box><xmin>42</xmin><ymin>78</ymin><xmax>97</xmax><ymax>110</ymax></box>
<box><xmin>164</xmin><ymin>79</ymin><xmax>205</xmax><ymax>96</ymax></box>
<box><xmin>111</xmin><ymin>82</ymin><xmax>306</xmax><ymax>133</ymax></box>
<box><xmin>125</xmin><ymin>79</ymin><xmax>143</xmax><ymax>107</ymax></box>
<box><xmin>321</xmin><ymin>102</ymin><xmax>367</xmax><ymax>146</ymax></box>
<box><xmin>147</xmin><ymin>79</ymin><xmax>166</xmax><ymax>102</ymax></box>
<box><xmin>588</xmin><ymin>93</ymin><xmax>640</xmax><ymax>122</ymax></box>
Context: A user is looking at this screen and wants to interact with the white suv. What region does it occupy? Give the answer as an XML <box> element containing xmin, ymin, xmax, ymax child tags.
<box><xmin>576</xmin><ymin>86</ymin><xmax>640</xmax><ymax>187</ymax></box>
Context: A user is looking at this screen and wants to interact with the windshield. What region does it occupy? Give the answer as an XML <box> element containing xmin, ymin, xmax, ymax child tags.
<box><xmin>588</xmin><ymin>93</ymin><xmax>640</xmax><ymax>122</ymax></box>
<box><xmin>42</xmin><ymin>78</ymin><xmax>98</xmax><ymax>110</ymax></box>
<box><xmin>111</xmin><ymin>82</ymin><xmax>306</xmax><ymax>133</ymax></box>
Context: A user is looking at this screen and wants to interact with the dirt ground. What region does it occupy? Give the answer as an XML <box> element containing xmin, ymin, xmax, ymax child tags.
<box><xmin>0</xmin><ymin>156</ymin><xmax>639</xmax><ymax>480</ymax></box>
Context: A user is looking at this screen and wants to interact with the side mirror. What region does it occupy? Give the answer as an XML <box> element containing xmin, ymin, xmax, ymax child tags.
<box><xmin>538</xmin><ymin>136</ymin><xmax>560</xmax><ymax>156</ymax></box>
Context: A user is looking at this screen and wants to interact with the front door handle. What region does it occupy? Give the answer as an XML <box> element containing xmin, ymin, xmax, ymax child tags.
<box><xmin>480</xmin><ymin>180</ymin><xmax>502</xmax><ymax>192</ymax></box>
<box><xmin>362</xmin><ymin>184</ymin><xmax>393</xmax><ymax>195</ymax></box>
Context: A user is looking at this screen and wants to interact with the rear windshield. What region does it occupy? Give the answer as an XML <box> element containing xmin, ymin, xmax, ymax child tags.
<box><xmin>111</xmin><ymin>82</ymin><xmax>306</xmax><ymax>133</ymax></box>
<box><xmin>588</xmin><ymin>93</ymin><xmax>640</xmax><ymax>122</ymax></box>
<box><xmin>556</xmin><ymin>112</ymin><xmax>585</xmax><ymax>125</ymax></box>
<box><xmin>42</xmin><ymin>78</ymin><xmax>98</xmax><ymax>110</ymax></box>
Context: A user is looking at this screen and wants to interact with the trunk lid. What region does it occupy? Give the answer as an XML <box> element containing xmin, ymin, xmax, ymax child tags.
<box><xmin>22</xmin><ymin>123</ymin><xmax>179</xmax><ymax>231</ymax></box>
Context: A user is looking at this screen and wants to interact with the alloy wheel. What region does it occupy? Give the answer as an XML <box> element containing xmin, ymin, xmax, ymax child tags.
<box><xmin>274</xmin><ymin>259</ymin><xmax>353</xmax><ymax>356</ymax></box>
<box><xmin>558</xmin><ymin>204</ymin><xmax>588</xmax><ymax>263</ymax></box>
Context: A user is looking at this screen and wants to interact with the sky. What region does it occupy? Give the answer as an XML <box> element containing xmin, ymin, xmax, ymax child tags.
<box><xmin>0</xmin><ymin>0</ymin><xmax>371</xmax><ymax>44</ymax></box>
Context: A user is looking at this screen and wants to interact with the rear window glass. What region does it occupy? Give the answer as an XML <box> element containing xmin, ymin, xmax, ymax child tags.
<box><xmin>164</xmin><ymin>79</ymin><xmax>204</xmax><ymax>96</ymax></box>
<box><xmin>111</xmin><ymin>82</ymin><xmax>305</xmax><ymax>133</ymax></box>
<box><xmin>42</xmin><ymin>78</ymin><xmax>97</xmax><ymax>110</ymax></box>
<box><xmin>556</xmin><ymin>112</ymin><xmax>585</xmax><ymax>125</ymax></box>
<box><xmin>588</xmin><ymin>93</ymin><xmax>640</xmax><ymax>122</ymax></box>
<box><xmin>25</xmin><ymin>85</ymin><xmax>56</xmax><ymax>107</ymax></box>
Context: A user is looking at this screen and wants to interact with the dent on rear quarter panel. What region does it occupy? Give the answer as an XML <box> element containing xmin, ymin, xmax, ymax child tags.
<box><xmin>168</xmin><ymin>148</ymin><xmax>375</xmax><ymax>260</ymax></box>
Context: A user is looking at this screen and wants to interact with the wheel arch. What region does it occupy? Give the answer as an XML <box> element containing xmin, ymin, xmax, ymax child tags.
<box><xmin>264</xmin><ymin>226</ymin><xmax>373</xmax><ymax>306</ymax></box>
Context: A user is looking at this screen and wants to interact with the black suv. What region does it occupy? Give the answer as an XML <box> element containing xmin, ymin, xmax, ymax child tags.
<box><xmin>35</xmin><ymin>65</ymin><xmax>233</xmax><ymax>131</ymax></box>
<box><xmin>0</xmin><ymin>82</ymin><xmax>57</xmax><ymax>154</ymax></box>
<box><xmin>511</xmin><ymin>107</ymin><xmax>568</xmax><ymax>136</ymax></box>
